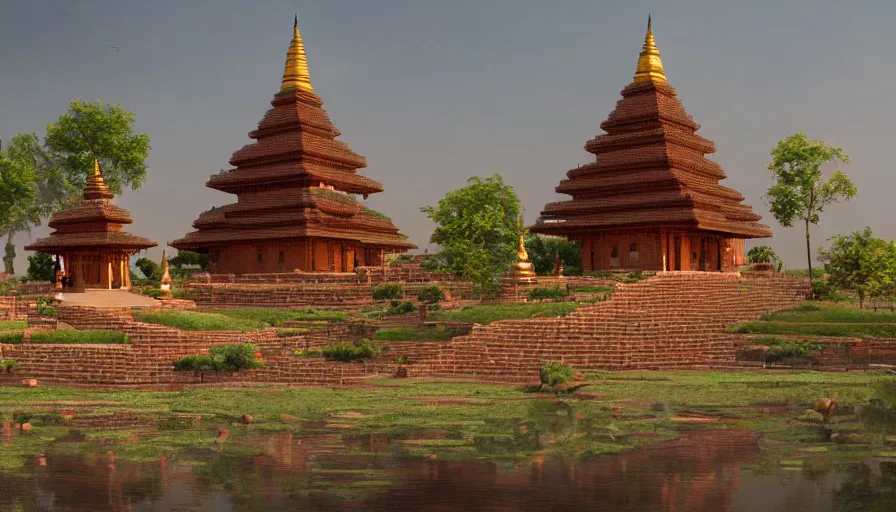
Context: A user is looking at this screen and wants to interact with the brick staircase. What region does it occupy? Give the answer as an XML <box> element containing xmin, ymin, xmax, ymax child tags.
<box><xmin>390</xmin><ymin>272</ymin><xmax>809</xmax><ymax>382</ymax></box>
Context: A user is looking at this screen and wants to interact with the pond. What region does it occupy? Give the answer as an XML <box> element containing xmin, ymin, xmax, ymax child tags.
<box><xmin>2</xmin><ymin>374</ymin><xmax>896</xmax><ymax>511</ymax></box>
<box><xmin>1</xmin><ymin>414</ymin><xmax>894</xmax><ymax>511</ymax></box>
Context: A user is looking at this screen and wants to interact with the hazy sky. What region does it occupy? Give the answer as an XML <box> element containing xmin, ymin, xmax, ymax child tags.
<box><xmin>0</xmin><ymin>0</ymin><xmax>891</xmax><ymax>273</ymax></box>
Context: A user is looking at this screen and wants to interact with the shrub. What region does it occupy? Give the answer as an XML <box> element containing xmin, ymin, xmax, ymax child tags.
<box><xmin>36</xmin><ymin>297</ymin><xmax>56</xmax><ymax>316</ymax></box>
<box><xmin>527</xmin><ymin>287</ymin><xmax>567</xmax><ymax>300</ymax></box>
<box><xmin>417</xmin><ymin>285</ymin><xmax>446</xmax><ymax>304</ymax></box>
<box><xmin>26</xmin><ymin>253</ymin><xmax>55</xmax><ymax>282</ymax></box>
<box><xmin>539</xmin><ymin>362</ymin><xmax>575</xmax><ymax>387</ymax></box>
<box><xmin>172</xmin><ymin>343</ymin><xmax>264</xmax><ymax>373</ymax></box>
<box><xmin>623</xmin><ymin>271</ymin><xmax>645</xmax><ymax>283</ymax></box>
<box><xmin>141</xmin><ymin>288</ymin><xmax>165</xmax><ymax>299</ymax></box>
<box><xmin>0</xmin><ymin>359</ymin><xmax>17</xmax><ymax>372</ymax></box>
<box><xmin>372</xmin><ymin>284</ymin><xmax>403</xmax><ymax>301</ymax></box>
<box><xmin>811</xmin><ymin>279</ymin><xmax>845</xmax><ymax>301</ymax></box>
<box><xmin>294</xmin><ymin>348</ymin><xmax>322</xmax><ymax>358</ymax></box>
<box><xmin>387</xmin><ymin>301</ymin><xmax>416</xmax><ymax>315</ymax></box>
<box><xmin>321</xmin><ymin>339</ymin><xmax>380</xmax><ymax>362</ymax></box>
<box><xmin>752</xmin><ymin>337</ymin><xmax>824</xmax><ymax>363</ymax></box>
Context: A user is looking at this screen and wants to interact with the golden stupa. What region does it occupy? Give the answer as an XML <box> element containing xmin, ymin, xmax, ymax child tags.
<box><xmin>633</xmin><ymin>15</ymin><xmax>666</xmax><ymax>84</ymax></box>
<box><xmin>512</xmin><ymin>215</ymin><xmax>536</xmax><ymax>277</ymax></box>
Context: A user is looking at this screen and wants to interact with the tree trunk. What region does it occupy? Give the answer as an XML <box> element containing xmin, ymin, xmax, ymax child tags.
<box><xmin>3</xmin><ymin>231</ymin><xmax>15</xmax><ymax>275</ymax></box>
<box><xmin>805</xmin><ymin>219</ymin><xmax>813</xmax><ymax>295</ymax></box>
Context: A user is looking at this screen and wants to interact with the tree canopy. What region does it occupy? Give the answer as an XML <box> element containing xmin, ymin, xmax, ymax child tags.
<box><xmin>765</xmin><ymin>132</ymin><xmax>857</xmax><ymax>280</ymax></box>
<box><xmin>421</xmin><ymin>174</ymin><xmax>522</xmax><ymax>294</ymax></box>
<box><xmin>525</xmin><ymin>234</ymin><xmax>581</xmax><ymax>276</ymax></box>
<box><xmin>4</xmin><ymin>100</ymin><xmax>150</xmax><ymax>274</ymax></box>
<box><xmin>746</xmin><ymin>245</ymin><xmax>783</xmax><ymax>272</ymax></box>
<box><xmin>818</xmin><ymin>227</ymin><xmax>896</xmax><ymax>307</ymax></box>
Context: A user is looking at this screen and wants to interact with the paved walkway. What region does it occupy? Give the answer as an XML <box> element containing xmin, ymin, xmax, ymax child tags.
<box><xmin>58</xmin><ymin>289</ymin><xmax>160</xmax><ymax>309</ymax></box>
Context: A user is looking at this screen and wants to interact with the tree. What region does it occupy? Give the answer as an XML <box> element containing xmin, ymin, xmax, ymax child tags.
<box><xmin>135</xmin><ymin>257</ymin><xmax>161</xmax><ymax>280</ymax></box>
<box><xmin>765</xmin><ymin>132</ymin><xmax>857</xmax><ymax>280</ymax></box>
<box><xmin>169</xmin><ymin>250</ymin><xmax>209</xmax><ymax>271</ymax></box>
<box><xmin>421</xmin><ymin>175</ymin><xmax>522</xmax><ymax>294</ymax></box>
<box><xmin>817</xmin><ymin>227</ymin><xmax>896</xmax><ymax>308</ymax></box>
<box><xmin>4</xmin><ymin>100</ymin><xmax>150</xmax><ymax>274</ymax></box>
<box><xmin>746</xmin><ymin>245</ymin><xmax>783</xmax><ymax>272</ymax></box>
<box><xmin>26</xmin><ymin>253</ymin><xmax>55</xmax><ymax>282</ymax></box>
<box><xmin>0</xmin><ymin>137</ymin><xmax>49</xmax><ymax>274</ymax></box>
<box><xmin>525</xmin><ymin>234</ymin><xmax>582</xmax><ymax>275</ymax></box>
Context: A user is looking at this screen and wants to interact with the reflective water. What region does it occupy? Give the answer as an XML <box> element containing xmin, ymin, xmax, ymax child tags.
<box><xmin>1</xmin><ymin>425</ymin><xmax>894</xmax><ymax>511</ymax></box>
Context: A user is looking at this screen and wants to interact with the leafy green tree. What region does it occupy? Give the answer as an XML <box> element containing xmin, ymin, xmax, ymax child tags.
<box><xmin>525</xmin><ymin>234</ymin><xmax>582</xmax><ymax>275</ymax></box>
<box><xmin>169</xmin><ymin>250</ymin><xmax>209</xmax><ymax>271</ymax></box>
<box><xmin>26</xmin><ymin>253</ymin><xmax>55</xmax><ymax>282</ymax></box>
<box><xmin>421</xmin><ymin>175</ymin><xmax>522</xmax><ymax>295</ymax></box>
<box><xmin>135</xmin><ymin>257</ymin><xmax>160</xmax><ymax>280</ymax></box>
<box><xmin>746</xmin><ymin>245</ymin><xmax>783</xmax><ymax>272</ymax></box>
<box><xmin>4</xmin><ymin>100</ymin><xmax>150</xmax><ymax>274</ymax></box>
<box><xmin>0</xmin><ymin>138</ymin><xmax>44</xmax><ymax>274</ymax></box>
<box><xmin>765</xmin><ymin>132</ymin><xmax>857</xmax><ymax>280</ymax></box>
<box><xmin>817</xmin><ymin>227</ymin><xmax>896</xmax><ymax>308</ymax></box>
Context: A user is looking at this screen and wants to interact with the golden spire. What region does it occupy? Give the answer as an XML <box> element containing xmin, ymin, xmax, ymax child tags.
<box><xmin>633</xmin><ymin>15</ymin><xmax>667</xmax><ymax>84</ymax></box>
<box><xmin>83</xmin><ymin>157</ymin><xmax>114</xmax><ymax>200</ymax></box>
<box><xmin>280</xmin><ymin>14</ymin><xmax>314</xmax><ymax>92</ymax></box>
<box><xmin>513</xmin><ymin>215</ymin><xmax>535</xmax><ymax>277</ymax></box>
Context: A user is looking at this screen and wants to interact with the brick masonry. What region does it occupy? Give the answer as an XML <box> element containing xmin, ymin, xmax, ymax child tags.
<box><xmin>0</xmin><ymin>272</ymin><xmax>819</xmax><ymax>387</ymax></box>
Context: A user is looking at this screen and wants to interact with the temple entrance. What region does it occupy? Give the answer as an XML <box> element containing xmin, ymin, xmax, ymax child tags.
<box><xmin>60</xmin><ymin>250</ymin><xmax>133</xmax><ymax>292</ymax></box>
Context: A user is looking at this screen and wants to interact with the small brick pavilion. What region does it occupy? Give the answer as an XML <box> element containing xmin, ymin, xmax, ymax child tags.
<box><xmin>171</xmin><ymin>16</ymin><xmax>415</xmax><ymax>274</ymax></box>
<box><xmin>532</xmin><ymin>18</ymin><xmax>771</xmax><ymax>272</ymax></box>
<box><xmin>25</xmin><ymin>159</ymin><xmax>157</xmax><ymax>291</ymax></box>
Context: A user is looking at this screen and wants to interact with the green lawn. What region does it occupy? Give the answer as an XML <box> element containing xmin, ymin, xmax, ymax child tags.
<box><xmin>428</xmin><ymin>302</ymin><xmax>583</xmax><ymax>325</ymax></box>
<box><xmin>762</xmin><ymin>303</ymin><xmax>896</xmax><ymax>323</ymax></box>
<box><xmin>728</xmin><ymin>302</ymin><xmax>896</xmax><ymax>338</ymax></box>
<box><xmin>570</xmin><ymin>286</ymin><xmax>615</xmax><ymax>294</ymax></box>
<box><xmin>217</xmin><ymin>307</ymin><xmax>347</xmax><ymax>326</ymax></box>
<box><xmin>0</xmin><ymin>321</ymin><xmax>27</xmax><ymax>331</ymax></box>
<box><xmin>132</xmin><ymin>310</ymin><xmax>268</xmax><ymax>332</ymax></box>
<box><xmin>0</xmin><ymin>330</ymin><xmax>128</xmax><ymax>344</ymax></box>
<box><xmin>373</xmin><ymin>326</ymin><xmax>469</xmax><ymax>342</ymax></box>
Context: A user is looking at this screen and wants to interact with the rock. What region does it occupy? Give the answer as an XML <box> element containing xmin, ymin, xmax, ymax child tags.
<box><xmin>22</xmin><ymin>379</ymin><xmax>37</xmax><ymax>388</ymax></box>
<box><xmin>21</xmin><ymin>423</ymin><xmax>32</xmax><ymax>432</ymax></box>
<box><xmin>279</xmin><ymin>414</ymin><xmax>299</xmax><ymax>423</ymax></box>
<box><xmin>240</xmin><ymin>414</ymin><xmax>254</xmax><ymax>425</ymax></box>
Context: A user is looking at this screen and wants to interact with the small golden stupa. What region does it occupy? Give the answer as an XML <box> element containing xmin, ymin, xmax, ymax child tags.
<box><xmin>159</xmin><ymin>250</ymin><xmax>173</xmax><ymax>299</ymax></box>
<box><xmin>512</xmin><ymin>216</ymin><xmax>536</xmax><ymax>278</ymax></box>
<box><xmin>633</xmin><ymin>15</ymin><xmax>666</xmax><ymax>84</ymax></box>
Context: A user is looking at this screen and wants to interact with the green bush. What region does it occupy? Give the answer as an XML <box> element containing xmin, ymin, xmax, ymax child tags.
<box><xmin>752</xmin><ymin>337</ymin><xmax>823</xmax><ymax>363</ymax></box>
<box><xmin>294</xmin><ymin>348</ymin><xmax>322</xmax><ymax>358</ymax></box>
<box><xmin>527</xmin><ymin>287</ymin><xmax>567</xmax><ymax>300</ymax></box>
<box><xmin>811</xmin><ymin>279</ymin><xmax>846</xmax><ymax>301</ymax></box>
<box><xmin>539</xmin><ymin>362</ymin><xmax>575</xmax><ymax>387</ymax></box>
<box><xmin>320</xmin><ymin>339</ymin><xmax>380</xmax><ymax>362</ymax></box>
<box><xmin>173</xmin><ymin>343</ymin><xmax>264</xmax><ymax>373</ymax></box>
<box><xmin>141</xmin><ymin>287</ymin><xmax>165</xmax><ymax>299</ymax></box>
<box><xmin>417</xmin><ymin>285</ymin><xmax>446</xmax><ymax>304</ymax></box>
<box><xmin>372</xmin><ymin>284</ymin><xmax>403</xmax><ymax>301</ymax></box>
<box><xmin>0</xmin><ymin>359</ymin><xmax>17</xmax><ymax>372</ymax></box>
<box><xmin>387</xmin><ymin>301</ymin><xmax>416</xmax><ymax>315</ymax></box>
<box><xmin>36</xmin><ymin>297</ymin><xmax>56</xmax><ymax>316</ymax></box>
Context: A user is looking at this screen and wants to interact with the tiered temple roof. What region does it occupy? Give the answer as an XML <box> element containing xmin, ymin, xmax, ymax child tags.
<box><xmin>171</xmin><ymin>16</ymin><xmax>415</xmax><ymax>252</ymax></box>
<box><xmin>533</xmin><ymin>17</ymin><xmax>771</xmax><ymax>239</ymax></box>
<box><xmin>25</xmin><ymin>160</ymin><xmax>157</xmax><ymax>252</ymax></box>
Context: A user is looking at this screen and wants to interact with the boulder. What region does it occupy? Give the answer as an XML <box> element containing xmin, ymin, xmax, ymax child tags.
<box><xmin>240</xmin><ymin>414</ymin><xmax>255</xmax><ymax>425</ymax></box>
<box><xmin>21</xmin><ymin>423</ymin><xmax>32</xmax><ymax>432</ymax></box>
<box><xmin>22</xmin><ymin>379</ymin><xmax>37</xmax><ymax>388</ymax></box>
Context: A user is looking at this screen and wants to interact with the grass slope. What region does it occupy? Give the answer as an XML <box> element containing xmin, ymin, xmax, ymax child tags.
<box><xmin>428</xmin><ymin>302</ymin><xmax>582</xmax><ymax>325</ymax></box>
<box><xmin>132</xmin><ymin>310</ymin><xmax>268</xmax><ymax>332</ymax></box>
<box><xmin>728</xmin><ymin>302</ymin><xmax>896</xmax><ymax>338</ymax></box>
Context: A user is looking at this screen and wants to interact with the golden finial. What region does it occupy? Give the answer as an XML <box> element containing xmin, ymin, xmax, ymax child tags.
<box><xmin>514</xmin><ymin>215</ymin><xmax>535</xmax><ymax>276</ymax></box>
<box><xmin>83</xmin><ymin>157</ymin><xmax>114</xmax><ymax>200</ymax></box>
<box><xmin>633</xmin><ymin>15</ymin><xmax>667</xmax><ymax>84</ymax></box>
<box><xmin>280</xmin><ymin>14</ymin><xmax>314</xmax><ymax>92</ymax></box>
<box><xmin>159</xmin><ymin>249</ymin><xmax>173</xmax><ymax>299</ymax></box>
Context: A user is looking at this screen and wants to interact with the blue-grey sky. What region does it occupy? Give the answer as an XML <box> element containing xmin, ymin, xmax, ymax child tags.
<box><xmin>0</xmin><ymin>0</ymin><xmax>891</xmax><ymax>272</ymax></box>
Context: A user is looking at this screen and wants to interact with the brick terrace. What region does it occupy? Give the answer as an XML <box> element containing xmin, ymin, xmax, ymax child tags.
<box><xmin>0</xmin><ymin>271</ymin><xmax>833</xmax><ymax>387</ymax></box>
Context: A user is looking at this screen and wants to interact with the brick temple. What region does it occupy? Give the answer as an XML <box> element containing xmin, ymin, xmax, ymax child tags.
<box><xmin>532</xmin><ymin>18</ymin><xmax>771</xmax><ymax>272</ymax></box>
<box><xmin>170</xmin><ymin>17</ymin><xmax>415</xmax><ymax>274</ymax></box>
<box><xmin>24</xmin><ymin>159</ymin><xmax>156</xmax><ymax>291</ymax></box>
